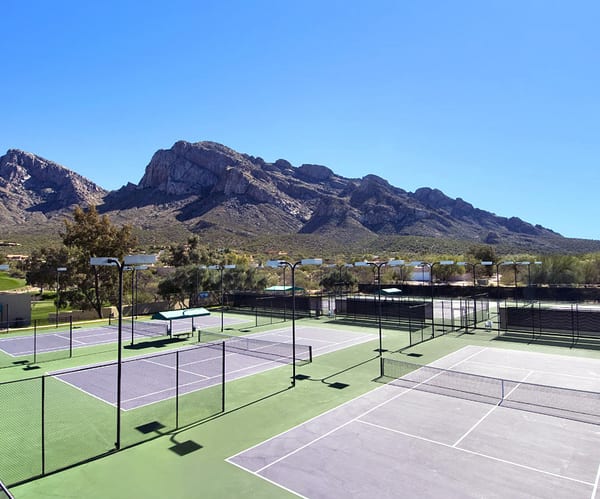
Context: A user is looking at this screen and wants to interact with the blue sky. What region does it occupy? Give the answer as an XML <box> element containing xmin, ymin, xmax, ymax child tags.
<box><xmin>2</xmin><ymin>1</ymin><xmax>599</xmax><ymax>240</ymax></box>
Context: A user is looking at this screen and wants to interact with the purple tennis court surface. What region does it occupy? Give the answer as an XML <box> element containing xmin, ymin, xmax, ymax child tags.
<box><xmin>0</xmin><ymin>316</ymin><xmax>243</xmax><ymax>357</ymax></box>
<box><xmin>52</xmin><ymin>326</ymin><xmax>377</xmax><ymax>410</ymax></box>
<box><xmin>228</xmin><ymin>346</ymin><xmax>600</xmax><ymax>498</ymax></box>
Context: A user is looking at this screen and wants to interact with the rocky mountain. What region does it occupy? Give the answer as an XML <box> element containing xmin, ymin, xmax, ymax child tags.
<box><xmin>102</xmin><ymin>140</ymin><xmax>561</xmax><ymax>246</ymax></box>
<box><xmin>0</xmin><ymin>142</ymin><xmax>597</xmax><ymax>254</ymax></box>
<box><xmin>0</xmin><ymin>149</ymin><xmax>106</xmax><ymax>224</ymax></box>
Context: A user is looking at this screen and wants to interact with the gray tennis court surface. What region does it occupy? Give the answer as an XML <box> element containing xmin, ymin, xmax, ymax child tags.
<box><xmin>246</xmin><ymin>325</ymin><xmax>377</xmax><ymax>357</ymax></box>
<box><xmin>53</xmin><ymin>326</ymin><xmax>376</xmax><ymax>410</ymax></box>
<box><xmin>228</xmin><ymin>346</ymin><xmax>600</xmax><ymax>498</ymax></box>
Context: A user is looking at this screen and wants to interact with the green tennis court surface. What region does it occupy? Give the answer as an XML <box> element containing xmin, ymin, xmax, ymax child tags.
<box><xmin>10</xmin><ymin>321</ymin><xmax>600</xmax><ymax>499</ymax></box>
<box><xmin>229</xmin><ymin>346</ymin><xmax>600</xmax><ymax>498</ymax></box>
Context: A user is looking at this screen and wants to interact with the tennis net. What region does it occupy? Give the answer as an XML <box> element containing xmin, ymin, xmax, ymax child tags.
<box><xmin>121</xmin><ymin>318</ymin><xmax>170</xmax><ymax>338</ymax></box>
<box><xmin>198</xmin><ymin>330</ymin><xmax>312</xmax><ymax>364</ymax></box>
<box><xmin>380</xmin><ymin>357</ymin><xmax>600</xmax><ymax>425</ymax></box>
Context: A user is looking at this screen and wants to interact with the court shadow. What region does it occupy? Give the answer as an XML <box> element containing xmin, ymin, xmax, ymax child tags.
<box><xmin>169</xmin><ymin>439</ymin><xmax>203</xmax><ymax>456</ymax></box>
<box><xmin>125</xmin><ymin>337</ymin><xmax>188</xmax><ymax>350</ymax></box>
<box><xmin>301</xmin><ymin>354</ymin><xmax>379</xmax><ymax>387</ymax></box>
<box><xmin>135</xmin><ymin>421</ymin><xmax>203</xmax><ymax>457</ymax></box>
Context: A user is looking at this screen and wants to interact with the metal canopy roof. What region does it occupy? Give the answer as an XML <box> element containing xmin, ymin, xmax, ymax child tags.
<box><xmin>264</xmin><ymin>285</ymin><xmax>304</xmax><ymax>292</ymax></box>
<box><xmin>152</xmin><ymin>307</ymin><xmax>211</xmax><ymax>320</ymax></box>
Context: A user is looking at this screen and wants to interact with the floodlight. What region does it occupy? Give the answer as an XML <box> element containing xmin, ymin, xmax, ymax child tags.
<box><xmin>124</xmin><ymin>254</ymin><xmax>157</xmax><ymax>266</ymax></box>
<box><xmin>90</xmin><ymin>257</ymin><xmax>118</xmax><ymax>266</ymax></box>
<box><xmin>387</xmin><ymin>259</ymin><xmax>405</xmax><ymax>266</ymax></box>
<box><xmin>300</xmin><ymin>258</ymin><xmax>323</xmax><ymax>265</ymax></box>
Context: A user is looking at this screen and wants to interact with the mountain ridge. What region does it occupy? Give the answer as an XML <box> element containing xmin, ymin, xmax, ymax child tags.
<box><xmin>0</xmin><ymin>141</ymin><xmax>596</xmax><ymax>254</ymax></box>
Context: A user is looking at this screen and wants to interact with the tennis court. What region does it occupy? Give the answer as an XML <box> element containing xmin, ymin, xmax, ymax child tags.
<box><xmin>0</xmin><ymin>315</ymin><xmax>242</xmax><ymax>357</ymax></box>
<box><xmin>229</xmin><ymin>346</ymin><xmax>600</xmax><ymax>498</ymax></box>
<box><xmin>53</xmin><ymin>326</ymin><xmax>378</xmax><ymax>411</ymax></box>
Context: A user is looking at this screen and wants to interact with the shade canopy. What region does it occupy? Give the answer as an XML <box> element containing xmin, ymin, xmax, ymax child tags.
<box><xmin>152</xmin><ymin>307</ymin><xmax>210</xmax><ymax>320</ymax></box>
<box><xmin>264</xmin><ymin>285</ymin><xmax>304</xmax><ymax>292</ymax></box>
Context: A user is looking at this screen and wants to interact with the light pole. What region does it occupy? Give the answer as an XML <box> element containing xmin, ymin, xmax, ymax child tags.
<box><xmin>355</xmin><ymin>259</ymin><xmax>404</xmax><ymax>356</ymax></box>
<box><xmin>0</xmin><ymin>265</ymin><xmax>8</xmax><ymax>327</ymax></box>
<box><xmin>494</xmin><ymin>261</ymin><xmax>515</xmax><ymax>302</ymax></box>
<box><xmin>90</xmin><ymin>254</ymin><xmax>156</xmax><ymax>450</ymax></box>
<box><xmin>516</xmin><ymin>260</ymin><xmax>543</xmax><ymax>287</ymax></box>
<box><xmin>516</xmin><ymin>260</ymin><xmax>542</xmax><ymax>302</ymax></box>
<box><xmin>126</xmin><ymin>264</ymin><xmax>148</xmax><ymax>345</ymax></box>
<box><xmin>208</xmin><ymin>264</ymin><xmax>236</xmax><ymax>332</ymax></box>
<box><xmin>56</xmin><ymin>267</ymin><xmax>67</xmax><ymax>327</ymax></box>
<box><xmin>457</xmin><ymin>262</ymin><xmax>477</xmax><ymax>286</ymax></box>
<box><xmin>266</xmin><ymin>258</ymin><xmax>322</xmax><ymax>386</ymax></box>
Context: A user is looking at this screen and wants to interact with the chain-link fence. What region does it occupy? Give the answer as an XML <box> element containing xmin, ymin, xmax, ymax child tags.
<box><xmin>0</xmin><ymin>343</ymin><xmax>225</xmax><ymax>486</ymax></box>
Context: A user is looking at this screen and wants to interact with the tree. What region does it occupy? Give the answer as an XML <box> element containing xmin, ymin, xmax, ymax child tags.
<box><xmin>320</xmin><ymin>267</ymin><xmax>357</xmax><ymax>292</ymax></box>
<box><xmin>62</xmin><ymin>205</ymin><xmax>138</xmax><ymax>317</ymax></box>
<box><xmin>25</xmin><ymin>247</ymin><xmax>70</xmax><ymax>293</ymax></box>
<box><xmin>157</xmin><ymin>265</ymin><xmax>269</xmax><ymax>307</ymax></box>
<box><xmin>535</xmin><ymin>255</ymin><xmax>580</xmax><ymax>285</ymax></box>
<box><xmin>467</xmin><ymin>245</ymin><xmax>497</xmax><ymax>277</ymax></box>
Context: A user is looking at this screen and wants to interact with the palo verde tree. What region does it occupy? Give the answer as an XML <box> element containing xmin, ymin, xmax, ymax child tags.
<box><xmin>62</xmin><ymin>205</ymin><xmax>138</xmax><ymax>318</ymax></box>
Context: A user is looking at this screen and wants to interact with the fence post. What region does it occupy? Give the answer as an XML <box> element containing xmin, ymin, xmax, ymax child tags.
<box><xmin>69</xmin><ymin>316</ymin><xmax>73</xmax><ymax>358</ymax></box>
<box><xmin>175</xmin><ymin>351</ymin><xmax>180</xmax><ymax>429</ymax></box>
<box><xmin>33</xmin><ymin>320</ymin><xmax>37</xmax><ymax>365</ymax></box>
<box><xmin>41</xmin><ymin>375</ymin><xmax>46</xmax><ymax>476</ymax></box>
<box><xmin>221</xmin><ymin>341</ymin><xmax>226</xmax><ymax>412</ymax></box>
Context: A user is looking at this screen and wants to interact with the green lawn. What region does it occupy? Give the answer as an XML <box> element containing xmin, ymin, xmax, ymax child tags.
<box><xmin>0</xmin><ymin>274</ymin><xmax>25</xmax><ymax>291</ymax></box>
<box><xmin>30</xmin><ymin>299</ymin><xmax>57</xmax><ymax>322</ymax></box>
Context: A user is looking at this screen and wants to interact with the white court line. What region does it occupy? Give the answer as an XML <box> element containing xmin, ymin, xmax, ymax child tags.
<box><xmin>122</xmin><ymin>356</ymin><xmax>281</xmax><ymax>406</ymax></box>
<box><xmin>452</xmin><ymin>370</ymin><xmax>535</xmax><ymax>448</ymax></box>
<box><xmin>357</xmin><ymin>419</ymin><xmax>593</xmax><ymax>487</ymax></box>
<box><xmin>465</xmin><ymin>358</ymin><xmax>600</xmax><ymax>384</ymax></box>
<box><xmin>56</xmin><ymin>333</ymin><xmax>87</xmax><ymax>346</ymax></box>
<box><xmin>54</xmin><ymin>373</ymin><xmax>118</xmax><ymax>407</ymax></box>
<box><xmin>591</xmin><ymin>463</ymin><xmax>600</xmax><ymax>499</ymax></box>
<box><xmin>311</xmin><ymin>334</ymin><xmax>377</xmax><ymax>352</ymax></box>
<box><xmin>139</xmin><ymin>358</ymin><xmax>210</xmax><ymax>380</ymax></box>
<box><xmin>250</xmin><ymin>348</ymin><xmax>485</xmax><ymax>474</ymax></box>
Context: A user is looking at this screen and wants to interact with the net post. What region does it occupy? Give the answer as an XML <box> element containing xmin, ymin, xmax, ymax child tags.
<box><xmin>309</xmin><ymin>345</ymin><xmax>313</xmax><ymax>363</ymax></box>
<box><xmin>380</xmin><ymin>357</ymin><xmax>384</xmax><ymax>378</ymax></box>
<box><xmin>501</xmin><ymin>379</ymin><xmax>504</xmax><ymax>402</ymax></box>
